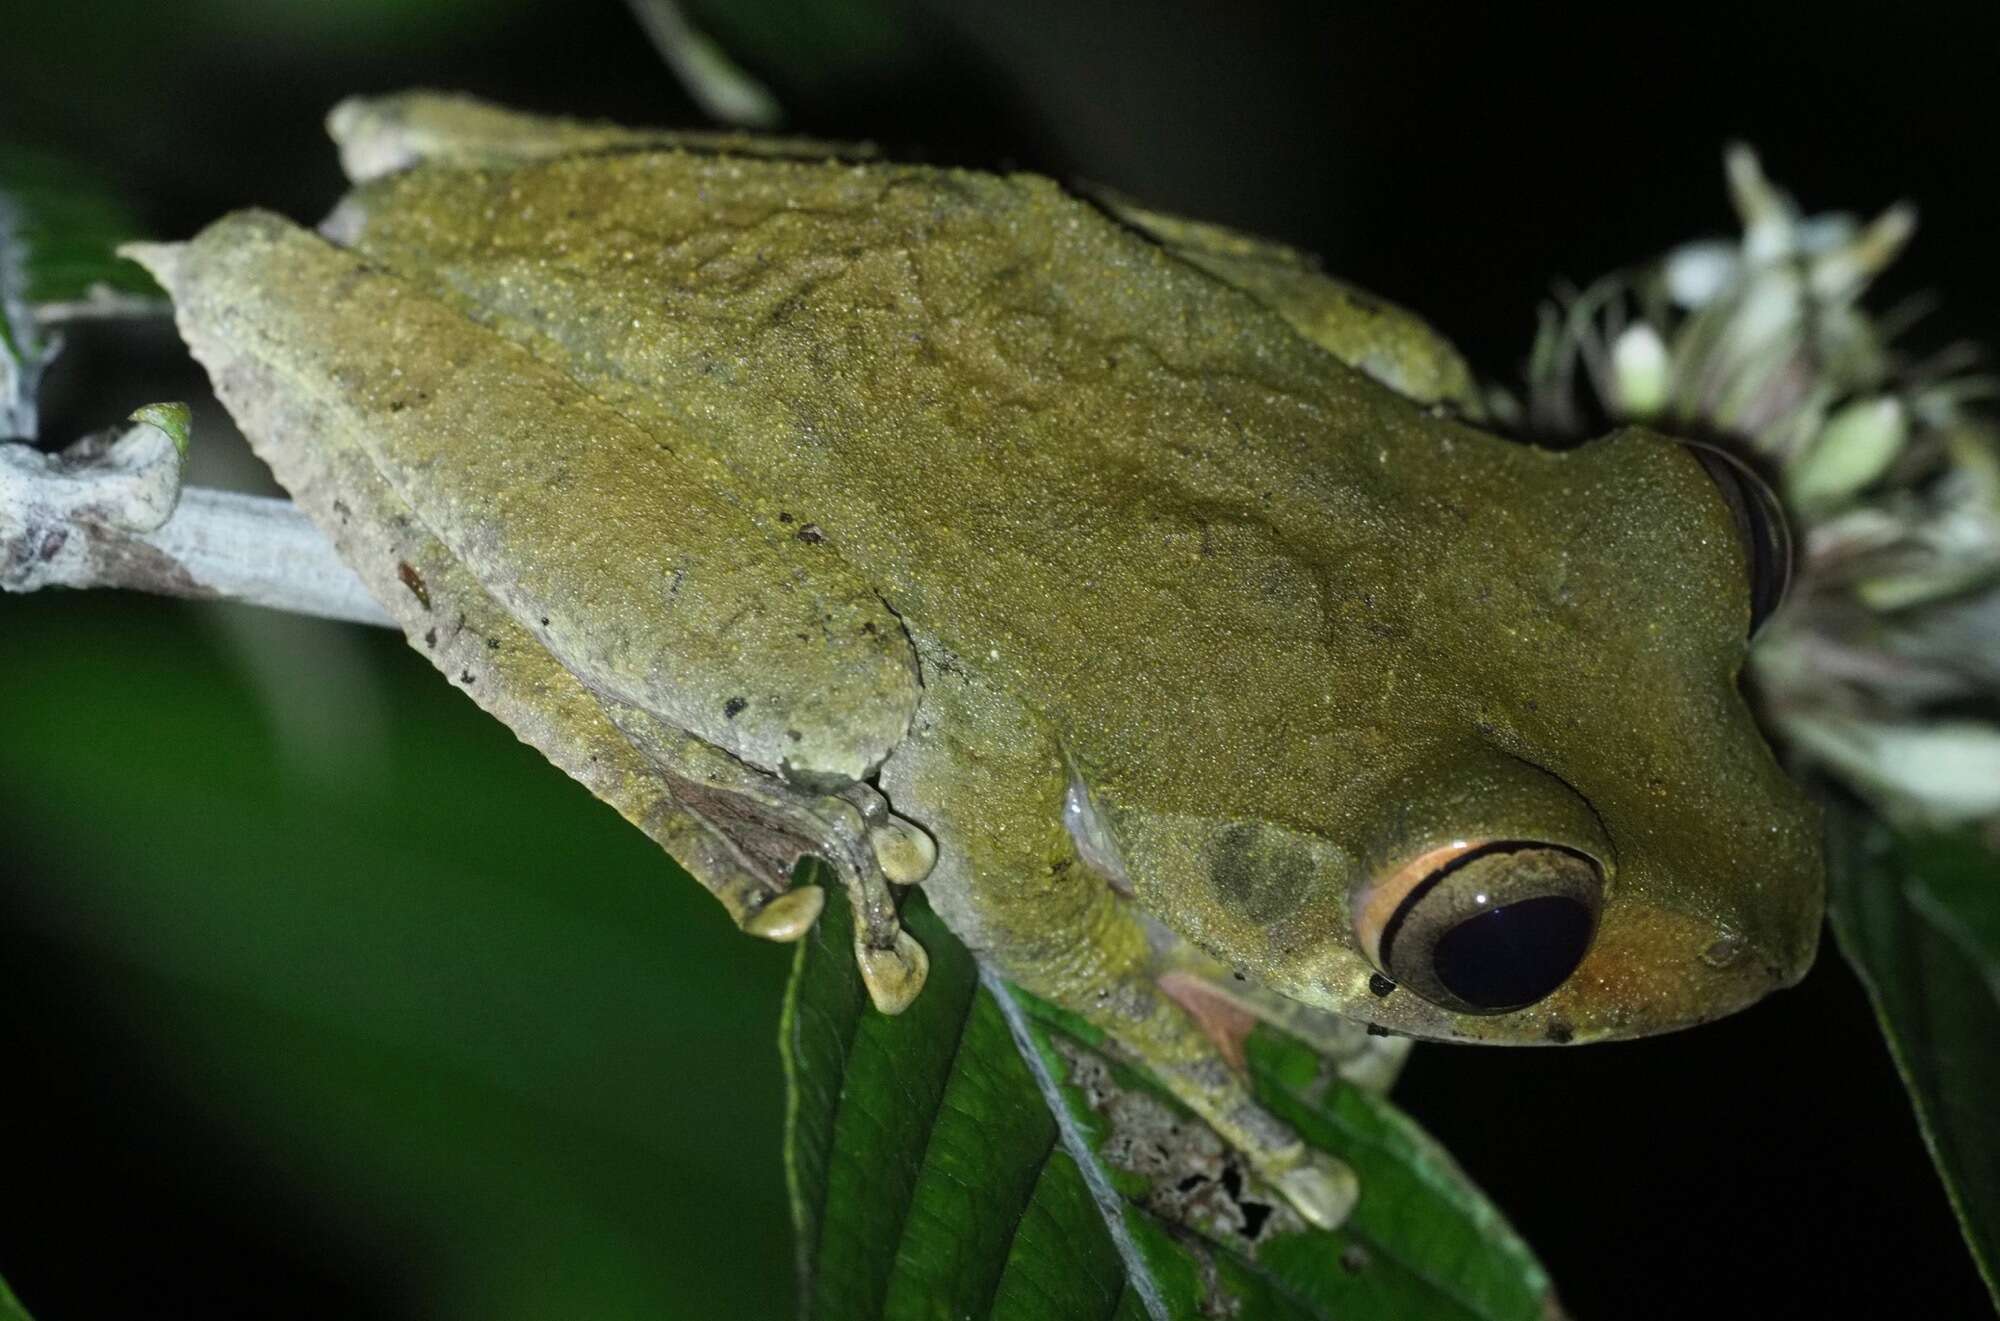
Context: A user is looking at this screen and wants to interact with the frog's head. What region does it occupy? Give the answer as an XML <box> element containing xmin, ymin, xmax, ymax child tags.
<box><xmin>1113</xmin><ymin>426</ymin><xmax>1824</xmax><ymax>1045</ymax></box>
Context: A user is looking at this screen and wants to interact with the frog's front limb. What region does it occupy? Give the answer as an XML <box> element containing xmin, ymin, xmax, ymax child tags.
<box><xmin>1154</xmin><ymin>957</ymin><xmax>1413</xmax><ymax>1095</ymax></box>
<box><xmin>883</xmin><ymin>673</ymin><xmax>1359</xmax><ymax>1229</ymax></box>
<box><xmin>1051</xmin><ymin>913</ymin><xmax>1361</xmax><ymax>1229</ymax></box>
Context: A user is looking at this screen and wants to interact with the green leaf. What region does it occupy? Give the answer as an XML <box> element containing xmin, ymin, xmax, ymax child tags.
<box><xmin>0</xmin><ymin>148</ymin><xmax>163</xmax><ymax>439</ymax></box>
<box><xmin>0</xmin><ymin>1270</ymin><xmax>34</xmax><ymax>1321</ymax></box>
<box><xmin>1827</xmin><ymin>803</ymin><xmax>2000</xmax><ymax>1311</ymax></box>
<box><xmin>0</xmin><ymin>595</ymin><xmax>796</xmax><ymax>1318</ymax></box>
<box><xmin>783</xmin><ymin>878</ymin><xmax>1557</xmax><ymax>1321</ymax></box>
<box><xmin>0</xmin><ymin>149</ymin><xmax>160</xmax><ymax>310</ymax></box>
<box><xmin>128</xmin><ymin>400</ymin><xmax>192</xmax><ymax>460</ymax></box>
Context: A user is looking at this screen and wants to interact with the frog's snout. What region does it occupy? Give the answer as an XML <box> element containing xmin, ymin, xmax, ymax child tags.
<box><xmin>1529</xmin><ymin>880</ymin><xmax>1822</xmax><ymax>1042</ymax></box>
<box><xmin>1696</xmin><ymin>914</ymin><xmax>1819</xmax><ymax>992</ymax></box>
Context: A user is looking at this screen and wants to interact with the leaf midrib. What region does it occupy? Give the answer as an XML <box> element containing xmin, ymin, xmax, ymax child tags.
<box><xmin>984</xmin><ymin>967</ymin><xmax>1171</xmax><ymax>1321</ymax></box>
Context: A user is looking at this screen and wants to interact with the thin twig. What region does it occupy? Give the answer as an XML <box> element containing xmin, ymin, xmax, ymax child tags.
<box><xmin>623</xmin><ymin>0</ymin><xmax>783</xmax><ymax>129</ymax></box>
<box><xmin>1</xmin><ymin>414</ymin><xmax>389</xmax><ymax>627</ymax></box>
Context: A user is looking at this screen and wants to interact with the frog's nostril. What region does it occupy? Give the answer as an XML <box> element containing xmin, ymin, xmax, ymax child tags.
<box><xmin>1699</xmin><ymin>927</ymin><xmax>1747</xmax><ymax>969</ymax></box>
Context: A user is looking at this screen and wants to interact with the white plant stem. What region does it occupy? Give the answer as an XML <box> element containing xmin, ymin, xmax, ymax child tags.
<box><xmin>2</xmin><ymin>418</ymin><xmax>389</xmax><ymax>627</ymax></box>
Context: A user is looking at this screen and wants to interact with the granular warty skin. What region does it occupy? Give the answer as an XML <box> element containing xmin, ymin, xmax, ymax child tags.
<box><xmin>131</xmin><ymin>92</ymin><xmax>1824</xmax><ymax>1228</ymax></box>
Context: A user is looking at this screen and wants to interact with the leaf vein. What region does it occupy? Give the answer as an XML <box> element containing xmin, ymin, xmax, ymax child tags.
<box><xmin>982</xmin><ymin>963</ymin><xmax>1170</xmax><ymax>1321</ymax></box>
<box><xmin>970</xmin><ymin>1121</ymin><xmax>1061</xmax><ymax>1319</ymax></box>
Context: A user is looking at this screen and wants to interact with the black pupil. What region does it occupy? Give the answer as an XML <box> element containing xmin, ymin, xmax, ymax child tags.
<box><xmin>1432</xmin><ymin>895</ymin><xmax>1595</xmax><ymax>1012</ymax></box>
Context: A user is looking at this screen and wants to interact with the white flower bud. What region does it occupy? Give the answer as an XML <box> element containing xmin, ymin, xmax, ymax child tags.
<box><xmin>1787</xmin><ymin>396</ymin><xmax>1908</xmax><ymax>514</ymax></box>
<box><xmin>1663</xmin><ymin>241</ymin><xmax>1740</xmax><ymax>309</ymax></box>
<box><xmin>1610</xmin><ymin>323</ymin><xmax>1671</xmax><ymax>417</ymax></box>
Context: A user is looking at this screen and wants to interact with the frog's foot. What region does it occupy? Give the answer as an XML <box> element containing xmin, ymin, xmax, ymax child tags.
<box><xmin>631</xmin><ymin>740</ymin><xmax>930</xmax><ymax>1007</ymax></box>
<box><xmin>716</xmin><ymin>795</ymin><xmax>928</xmax><ymax>1009</ymax></box>
<box><xmin>791</xmin><ymin>780</ymin><xmax>936</xmax><ymax>1014</ymax></box>
<box><xmin>686</xmin><ymin>777</ymin><xmax>933</xmax><ymax>1009</ymax></box>
<box><xmin>712</xmin><ymin>781</ymin><xmax>933</xmax><ymax>1014</ymax></box>
<box><xmin>1063</xmin><ymin>964</ymin><xmax>1362</xmax><ymax>1231</ymax></box>
<box><xmin>1141</xmin><ymin>1035</ymin><xmax>1363</xmax><ymax>1231</ymax></box>
<box><xmin>690</xmin><ymin>779</ymin><xmax>922</xmax><ymax>962</ymax></box>
<box><xmin>624</xmin><ymin>709</ymin><xmax>933</xmax><ymax>1008</ymax></box>
<box><xmin>1269</xmin><ymin>1149</ymin><xmax>1360</xmax><ymax>1231</ymax></box>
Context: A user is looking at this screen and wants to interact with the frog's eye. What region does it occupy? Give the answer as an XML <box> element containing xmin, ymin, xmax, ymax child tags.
<box><xmin>1364</xmin><ymin>841</ymin><xmax>1604</xmax><ymax>1014</ymax></box>
<box><xmin>1683</xmin><ymin>441</ymin><xmax>1792</xmax><ymax>634</ymax></box>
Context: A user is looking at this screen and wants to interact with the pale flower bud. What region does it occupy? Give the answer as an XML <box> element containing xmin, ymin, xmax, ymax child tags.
<box><xmin>1610</xmin><ymin>323</ymin><xmax>1670</xmax><ymax>417</ymax></box>
<box><xmin>1788</xmin><ymin>396</ymin><xmax>1908</xmax><ymax>514</ymax></box>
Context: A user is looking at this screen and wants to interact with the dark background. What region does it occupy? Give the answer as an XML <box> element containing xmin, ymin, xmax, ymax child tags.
<box><xmin>2</xmin><ymin>2</ymin><xmax>1994</xmax><ymax>1317</ymax></box>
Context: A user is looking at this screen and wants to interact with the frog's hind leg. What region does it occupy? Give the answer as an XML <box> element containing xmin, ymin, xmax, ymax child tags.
<box><xmin>139</xmin><ymin>222</ymin><xmax>931</xmax><ymax>1009</ymax></box>
<box><xmin>881</xmin><ymin>672</ymin><xmax>1359</xmax><ymax>1229</ymax></box>
<box><xmin>141</xmin><ymin>231</ymin><xmax>835</xmax><ymax>954</ymax></box>
<box><xmin>323</xmin><ymin>90</ymin><xmax>875</xmax><ymax>186</ymax></box>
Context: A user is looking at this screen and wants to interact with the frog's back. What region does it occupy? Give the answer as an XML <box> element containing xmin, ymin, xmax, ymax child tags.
<box><xmin>333</xmin><ymin>150</ymin><xmax>1535</xmax><ymax>811</ymax></box>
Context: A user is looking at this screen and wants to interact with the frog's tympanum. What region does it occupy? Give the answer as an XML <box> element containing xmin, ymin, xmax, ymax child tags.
<box><xmin>129</xmin><ymin>93</ymin><xmax>1824</xmax><ymax>1229</ymax></box>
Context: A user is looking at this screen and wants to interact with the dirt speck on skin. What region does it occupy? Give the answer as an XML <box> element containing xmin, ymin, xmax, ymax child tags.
<box><xmin>1054</xmin><ymin>1038</ymin><xmax>1302</xmax><ymax>1270</ymax></box>
<box><xmin>397</xmin><ymin>560</ymin><xmax>431</xmax><ymax>610</ymax></box>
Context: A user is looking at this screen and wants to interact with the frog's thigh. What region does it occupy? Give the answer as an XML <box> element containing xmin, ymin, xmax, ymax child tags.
<box><xmin>880</xmin><ymin>670</ymin><xmax>1358</xmax><ymax>1229</ymax></box>
<box><xmin>150</xmin><ymin>283</ymin><xmax>820</xmax><ymax>941</ymax></box>
<box><xmin>171</xmin><ymin>211</ymin><xmax>919</xmax><ymax>788</ymax></box>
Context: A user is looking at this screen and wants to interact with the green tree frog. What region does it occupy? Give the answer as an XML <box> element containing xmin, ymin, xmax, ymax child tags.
<box><xmin>126</xmin><ymin>93</ymin><xmax>1824</xmax><ymax>1230</ymax></box>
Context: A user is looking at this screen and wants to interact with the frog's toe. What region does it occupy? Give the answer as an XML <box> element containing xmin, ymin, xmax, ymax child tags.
<box><xmin>832</xmin><ymin>781</ymin><xmax>938</xmax><ymax>886</ymax></box>
<box><xmin>855</xmin><ymin>927</ymin><xmax>929</xmax><ymax>1014</ymax></box>
<box><xmin>1268</xmin><ymin>1148</ymin><xmax>1359</xmax><ymax>1231</ymax></box>
<box><xmin>741</xmin><ymin>884</ymin><xmax>826</xmax><ymax>943</ymax></box>
<box><xmin>869</xmin><ymin>816</ymin><xmax>938</xmax><ymax>885</ymax></box>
